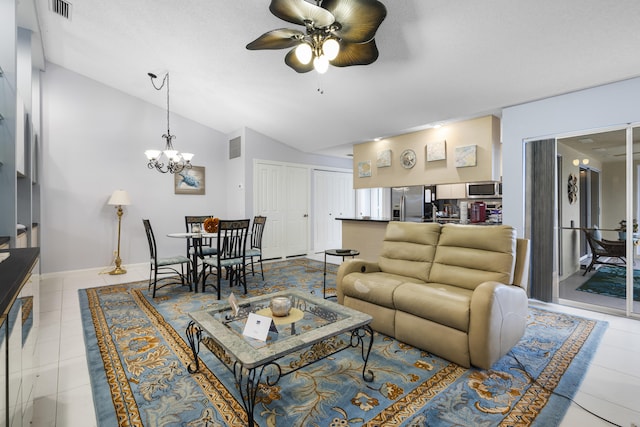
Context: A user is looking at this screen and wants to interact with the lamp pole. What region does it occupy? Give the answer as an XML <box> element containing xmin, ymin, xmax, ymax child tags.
<box><xmin>109</xmin><ymin>204</ymin><xmax>126</xmax><ymax>275</ymax></box>
<box><xmin>107</xmin><ymin>190</ymin><xmax>131</xmax><ymax>275</ymax></box>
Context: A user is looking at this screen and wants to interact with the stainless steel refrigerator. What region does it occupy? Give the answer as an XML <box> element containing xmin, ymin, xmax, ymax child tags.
<box><xmin>391</xmin><ymin>186</ymin><xmax>425</xmax><ymax>222</ymax></box>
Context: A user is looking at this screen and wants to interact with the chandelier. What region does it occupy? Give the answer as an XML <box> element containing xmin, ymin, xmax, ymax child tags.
<box><xmin>144</xmin><ymin>72</ymin><xmax>193</xmax><ymax>174</ymax></box>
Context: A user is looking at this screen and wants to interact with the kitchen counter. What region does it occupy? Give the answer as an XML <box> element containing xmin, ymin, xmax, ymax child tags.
<box><xmin>335</xmin><ymin>217</ymin><xmax>391</xmax><ymax>223</ymax></box>
<box><xmin>337</xmin><ymin>219</ymin><xmax>388</xmax><ymax>262</ymax></box>
<box><xmin>0</xmin><ymin>247</ymin><xmax>39</xmax><ymax>322</ymax></box>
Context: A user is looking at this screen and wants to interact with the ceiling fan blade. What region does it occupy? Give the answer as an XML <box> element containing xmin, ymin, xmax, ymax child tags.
<box><xmin>269</xmin><ymin>0</ymin><xmax>335</xmax><ymax>28</ymax></box>
<box><xmin>246</xmin><ymin>28</ymin><xmax>306</xmax><ymax>50</ymax></box>
<box><xmin>321</xmin><ymin>0</ymin><xmax>387</xmax><ymax>43</ymax></box>
<box><xmin>284</xmin><ymin>49</ymin><xmax>314</xmax><ymax>73</ymax></box>
<box><xmin>330</xmin><ymin>39</ymin><xmax>379</xmax><ymax>67</ymax></box>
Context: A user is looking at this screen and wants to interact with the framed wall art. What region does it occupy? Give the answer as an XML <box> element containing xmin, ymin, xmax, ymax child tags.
<box><xmin>455</xmin><ymin>145</ymin><xmax>477</xmax><ymax>168</ymax></box>
<box><xmin>174</xmin><ymin>166</ymin><xmax>206</xmax><ymax>195</ymax></box>
<box><xmin>426</xmin><ymin>140</ymin><xmax>446</xmax><ymax>161</ymax></box>
<box><xmin>358</xmin><ymin>161</ymin><xmax>372</xmax><ymax>177</ymax></box>
<box><xmin>377</xmin><ymin>149</ymin><xmax>392</xmax><ymax>167</ymax></box>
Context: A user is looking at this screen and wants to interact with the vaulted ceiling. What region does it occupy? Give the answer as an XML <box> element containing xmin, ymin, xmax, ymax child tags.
<box><xmin>20</xmin><ymin>0</ymin><xmax>640</xmax><ymax>157</ymax></box>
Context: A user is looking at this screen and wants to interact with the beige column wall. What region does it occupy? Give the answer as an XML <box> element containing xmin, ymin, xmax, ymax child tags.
<box><xmin>352</xmin><ymin>115</ymin><xmax>501</xmax><ymax>189</ymax></box>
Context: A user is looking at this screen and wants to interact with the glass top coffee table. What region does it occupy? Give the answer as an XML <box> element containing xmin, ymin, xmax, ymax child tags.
<box><xmin>186</xmin><ymin>289</ymin><xmax>374</xmax><ymax>426</ymax></box>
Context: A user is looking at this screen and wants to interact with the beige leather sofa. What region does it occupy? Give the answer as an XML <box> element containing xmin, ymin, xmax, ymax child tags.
<box><xmin>336</xmin><ymin>222</ymin><xmax>530</xmax><ymax>369</ymax></box>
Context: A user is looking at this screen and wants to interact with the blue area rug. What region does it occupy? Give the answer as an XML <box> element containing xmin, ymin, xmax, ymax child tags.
<box><xmin>80</xmin><ymin>258</ymin><xmax>607</xmax><ymax>426</ymax></box>
<box><xmin>577</xmin><ymin>266</ymin><xmax>640</xmax><ymax>301</ymax></box>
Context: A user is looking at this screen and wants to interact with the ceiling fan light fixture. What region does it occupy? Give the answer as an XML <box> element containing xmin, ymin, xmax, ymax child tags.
<box><xmin>295</xmin><ymin>43</ymin><xmax>313</xmax><ymax>64</ymax></box>
<box><xmin>322</xmin><ymin>38</ymin><xmax>340</xmax><ymax>60</ymax></box>
<box><xmin>247</xmin><ymin>0</ymin><xmax>386</xmax><ymax>74</ymax></box>
<box><xmin>313</xmin><ymin>55</ymin><xmax>329</xmax><ymax>74</ymax></box>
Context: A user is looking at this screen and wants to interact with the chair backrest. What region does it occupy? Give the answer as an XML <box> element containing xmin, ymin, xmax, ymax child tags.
<box><xmin>185</xmin><ymin>215</ymin><xmax>214</xmax><ymax>252</ymax></box>
<box><xmin>217</xmin><ymin>219</ymin><xmax>250</xmax><ymax>261</ymax></box>
<box><xmin>583</xmin><ymin>227</ymin><xmax>602</xmax><ymax>253</ymax></box>
<box><xmin>185</xmin><ymin>216</ymin><xmax>211</xmax><ymax>232</ymax></box>
<box><xmin>142</xmin><ymin>219</ymin><xmax>158</xmax><ymax>263</ymax></box>
<box><xmin>250</xmin><ymin>216</ymin><xmax>267</xmax><ymax>250</ymax></box>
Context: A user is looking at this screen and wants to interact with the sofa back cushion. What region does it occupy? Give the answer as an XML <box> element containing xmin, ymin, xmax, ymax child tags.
<box><xmin>429</xmin><ymin>224</ymin><xmax>516</xmax><ymax>290</ymax></box>
<box><xmin>378</xmin><ymin>222</ymin><xmax>441</xmax><ymax>282</ymax></box>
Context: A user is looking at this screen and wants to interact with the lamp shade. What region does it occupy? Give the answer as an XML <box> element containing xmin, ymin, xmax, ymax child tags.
<box><xmin>108</xmin><ymin>190</ymin><xmax>131</xmax><ymax>206</ymax></box>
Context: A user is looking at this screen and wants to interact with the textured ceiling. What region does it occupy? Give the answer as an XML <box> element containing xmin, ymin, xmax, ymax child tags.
<box><xmin>23</xmin><ymin>0</ymin><xmax>640</xmax><ymax>157</ymax></box>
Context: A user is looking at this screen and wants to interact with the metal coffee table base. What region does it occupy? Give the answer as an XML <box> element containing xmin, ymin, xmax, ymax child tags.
<box><xmin>186</xmin><ymin>321</ymin><xmax>374</xmax><ymax>426</ymax></box>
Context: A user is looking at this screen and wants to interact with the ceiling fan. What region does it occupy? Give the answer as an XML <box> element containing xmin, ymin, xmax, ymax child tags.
<box><xmin>246</xmin><ymin>0</ymin><xmax>387</xmax><ymax>74</ymax></box>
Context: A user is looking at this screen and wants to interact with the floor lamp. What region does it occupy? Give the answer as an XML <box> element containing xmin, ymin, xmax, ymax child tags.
<box><xmin>108</xmin><ymin>190</ymin><xmax>131</xmax><ymax>275</ymax></box>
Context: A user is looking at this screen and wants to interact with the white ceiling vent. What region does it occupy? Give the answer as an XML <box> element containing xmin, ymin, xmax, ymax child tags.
<box><xmin>51</xmin><ymin>0</ymin><xmax>72</xmax><ymax>20</ymax></box>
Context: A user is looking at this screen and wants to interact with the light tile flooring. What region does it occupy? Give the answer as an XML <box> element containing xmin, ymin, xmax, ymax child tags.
<box><xmin>31</xmin><ymin>257</ymin><xmax>640</xmax><ymax>427</ymax></box>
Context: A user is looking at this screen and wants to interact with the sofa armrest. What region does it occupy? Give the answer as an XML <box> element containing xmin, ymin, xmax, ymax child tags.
<box><xmin>468</xmin><ymin>281</ymin><xmax>528</xmax><ymax>369</ymax></box>
<box><xmin>336</xmin><ymin>259</ymin><xmax>382</xmax><ymax>304</ymax></box>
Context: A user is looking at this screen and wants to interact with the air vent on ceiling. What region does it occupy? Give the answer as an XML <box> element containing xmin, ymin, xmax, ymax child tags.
<box><xmin>51</xmin><ymin>0</ymin><xmax>72</xmax><ymax>20</ymax></box>
<box><xmin>229</xmin><ymin>137</ymin><xmax>241</xmax><ymax>159</ymax></box>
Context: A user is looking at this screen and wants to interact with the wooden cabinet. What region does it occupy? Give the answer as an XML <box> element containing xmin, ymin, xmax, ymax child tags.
<box><xmin>436</xmin><ymin>183</ymin><xmax>466</xmax><ymax>200</ymax></box>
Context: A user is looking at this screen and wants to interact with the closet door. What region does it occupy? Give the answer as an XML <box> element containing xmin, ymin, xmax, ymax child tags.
<box><xmin>254</xmin><ymin>161</ymin><xmax>310</xmax><ymax>259</ymax></box>
<box><xmin>285</xmin><ymin>165</ymin><xmax>309</xmax><ymax>257</ymax></box>
<box><xmin>254</xmin><ymin>162</ymin><xmax>285</xmax><ymax>260</ymax></box>
<box><xmin>314</xmin><ymin>170</ymin><xmax>354</xmax><ymax>252</ymax></box>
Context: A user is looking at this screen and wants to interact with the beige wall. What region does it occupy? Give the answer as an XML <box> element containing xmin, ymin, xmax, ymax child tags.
<box><xmin>602</xmin><ymin>160</ymin><xmax>639</xmax><ymax>233</ymax></box>
<box><xmin>352</xmin><ymin>115</ymin><xmax>501</xmax><ymax>189</ymax></box>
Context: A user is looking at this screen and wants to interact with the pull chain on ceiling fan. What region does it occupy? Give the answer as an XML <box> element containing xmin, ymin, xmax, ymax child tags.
<box><xmin>246</xmin><ymin>0</ymin><xmax>387</xmax><ymax>74</ymax></box>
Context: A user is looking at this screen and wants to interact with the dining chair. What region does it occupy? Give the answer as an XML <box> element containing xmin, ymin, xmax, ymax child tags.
<box><xmin>246</xmin><ymin>216</ymin><xmax>267</xmax><ymax>279</ymax></box>
<box><xmin>185</xmin><ymin>216</ymin><xmax>217</xmax><ymax>258</ymax></box>
<box><xmin>142</xmin><ymin>219</ymin><xmax>192</xmax><ymax>298</ymax></box>
<box><xmin>197</xmin><ymin>219</ymin><xmax>250</xmax><ymax>299</ymax></box>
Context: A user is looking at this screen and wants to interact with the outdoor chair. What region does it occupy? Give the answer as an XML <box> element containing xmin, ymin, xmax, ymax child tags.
<box><xmin>582</xmin><ymin>227</ymin><xmax>626</xmax><ymax>276</ymax></box>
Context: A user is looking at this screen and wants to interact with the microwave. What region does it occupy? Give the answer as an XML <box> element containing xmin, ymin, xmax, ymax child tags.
<box><xmin>466</xmin><ymin>182</ymin><xmax>502</xmax><ymax>199</ymax></box>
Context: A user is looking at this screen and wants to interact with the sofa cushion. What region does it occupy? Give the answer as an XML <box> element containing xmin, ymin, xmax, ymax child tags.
<box><xmin>378</xmin><ymin>222</ymin><xmax>441</xmax><ymax>282</ymax></box>
<box><xmin>429</xmin><ymin>224</ymin><xmax>516</xmax><ymax>291</ymax></box>
<box><xmin>394</xmin><ymin>282</ymin><xmax>472</xmax><ymax>332</ymax></box>
<box><xmin>340</xmin><ymin>272</ymin><xmax>425</xmax><ymax>309</ymax></box>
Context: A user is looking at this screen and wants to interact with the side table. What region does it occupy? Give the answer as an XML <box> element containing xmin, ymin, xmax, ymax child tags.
<box><xmin>324</xmin><ymin>249</ymin><xmax>359</xmax><ymax>299</ymax></box>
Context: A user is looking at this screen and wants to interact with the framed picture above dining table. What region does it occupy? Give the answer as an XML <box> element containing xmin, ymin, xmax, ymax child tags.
<box><xmin>174</xmin><ymin>166</ymin><xmax>205</xmax><ymax>195</ymax></box>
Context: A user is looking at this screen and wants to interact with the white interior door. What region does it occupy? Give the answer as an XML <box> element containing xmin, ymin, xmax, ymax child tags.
<box><xmin>314</xmin><ymin>170</ymin><xmax>354</xmax><ymax>252</ymax></box>
<box><xmin>285</xmin><ymin>165</ymin><xmax>309</xmax><ymax>256</ymax></box>
<box><xmin>254</xmin><ymin>162</ymin><xmax>284</xmax><ymax>260</ymax></box>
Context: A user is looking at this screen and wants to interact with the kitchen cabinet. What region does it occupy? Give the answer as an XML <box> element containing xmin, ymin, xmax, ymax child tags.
<box><xmin>0</xmin><ymin>248</ymin><xmax>39</xmax><ymax>427</ymax></box>
<box><xmin>436</xmin><ymin>183</ymin><xmax>466</xmax><ymax>200</ymax></box>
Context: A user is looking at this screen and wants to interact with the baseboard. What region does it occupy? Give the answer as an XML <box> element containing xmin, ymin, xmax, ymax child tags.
<box><xmin>40</xmin><ymin>262</ymin><xmax>149</xmax><ymax>281</ymax></box>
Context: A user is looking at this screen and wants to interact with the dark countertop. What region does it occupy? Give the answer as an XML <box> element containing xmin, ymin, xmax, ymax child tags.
<box><xmin>0</xmin><ymin>248</ymin><xmax>39</xmax><ymax>324</ymax></box>
<box><xmin>335</xmin><ymin>217</ymin><xmax>391</xmax><ymax>223</ymax></box>
<box><xmin>0</xmin><ymin>236</ymin><xmax>8</xmax><ymax>246</ymax></box>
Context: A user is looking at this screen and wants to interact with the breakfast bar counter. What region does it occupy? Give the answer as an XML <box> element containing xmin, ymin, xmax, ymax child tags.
<box><xmin>336</xmin><ymin>217</ymin><xmax>390</xmax><ymax>262</ymax></box>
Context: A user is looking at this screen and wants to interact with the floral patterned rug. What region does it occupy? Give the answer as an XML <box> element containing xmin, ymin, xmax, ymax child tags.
<box><xmin>80</xmin><ymin>258</ymin><xmax>607</xmax><ymax>426</ymax></box>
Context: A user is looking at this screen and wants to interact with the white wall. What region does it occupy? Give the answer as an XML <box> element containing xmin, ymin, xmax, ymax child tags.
<box><xmin>242</xmin><ymin>127</ymin><xmax>352</xmax><ymax>216</ymax></box>
<box><xmin>502</xmin><ymin>76</ymin><xmax>640</xmax><ymax>236</ymax></box>
<box><xmin>41</xmin><ymin>63</ymin><xmax>228</xmax><ymax>274</ymax></box>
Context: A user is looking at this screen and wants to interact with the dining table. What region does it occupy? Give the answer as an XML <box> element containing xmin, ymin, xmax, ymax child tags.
<box><xmin>167</xmin><ymin>232</ymin><xmax>217</xmax><ymax>292</ymax></box>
